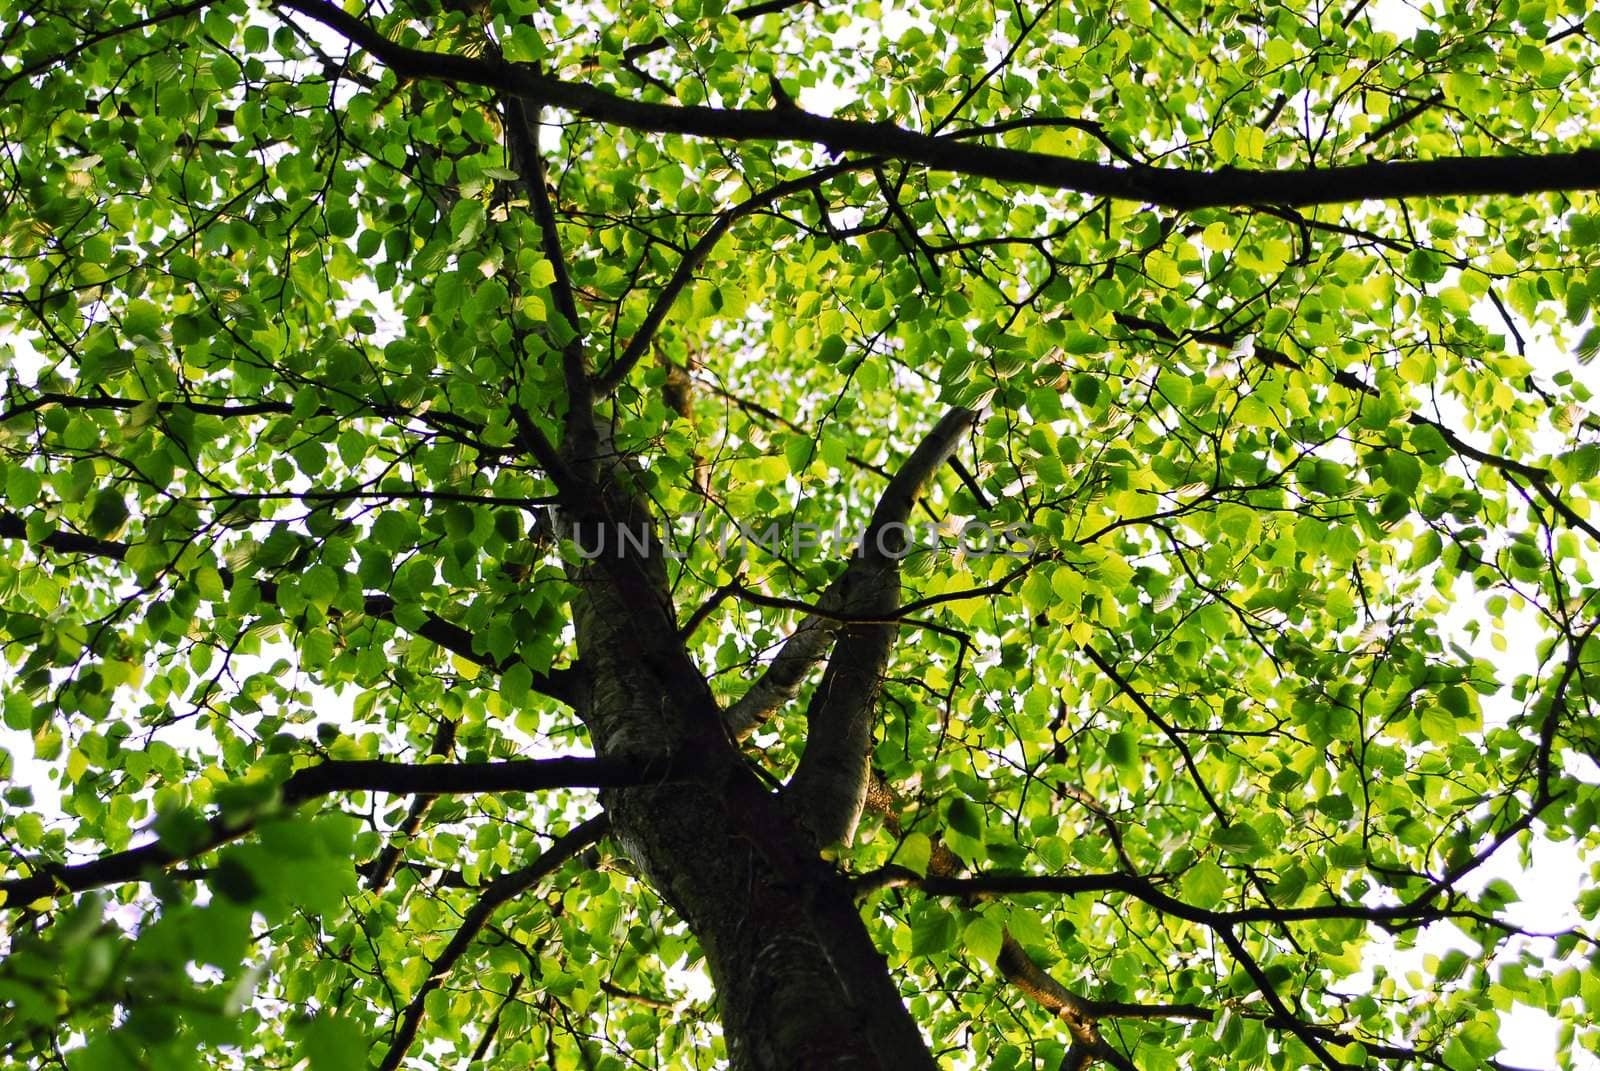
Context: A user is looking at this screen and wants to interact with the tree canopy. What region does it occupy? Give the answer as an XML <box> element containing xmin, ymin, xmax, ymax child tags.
<box><xmin>2</xmin><ymin>0</ymin><xmax>1600</xmax><ymax>1069</ymax></box>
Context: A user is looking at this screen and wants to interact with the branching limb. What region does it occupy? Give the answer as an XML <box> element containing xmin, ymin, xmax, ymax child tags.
<box><xmin>723</xmin><ymin>580</ymin><xmax>846</xmax><ymax>740</ymax></box>
<box><xmin>853</xmin><ymin>866</ymin><xmax>1527</xmax><ymax>933</ymax></box>
<box><xmin>996</xmin><ymin>935</ymin><xmax>1103</xmax><ymax>1050</ymax></box>
<box><xmin>0</xmin><ymin>391</ymin><xmax>492</xmax><ymax>452</ymax></box>
<box><xmin>871</xmin><ymin>857</ymin><xmax>1553</xmax><ymax>1070</ymax></box>
<box><xmin>1113</xmin><ymin>313</ymin><xmax>1600</xmax><ymax>546</ymax></box>
<box><xmin>1214</xmin><ymin>926</ymin><xmax>1345</xmax><ymax>1071</ymax></box>
<box><xmin>501</xmin><ymin>96</ymin><xmax>594</xmax><ymax>441</ymax></box>
<box><xmin>725</xmin><ymin>407</ymin><xmax>979</xmax><ymax>739</ymax></box>
<box><xmin>376</xmin><ymin>816</ymin><xmax>608</xmax><ymax>1071</ymax></box>
<box><xmin>363</xmin><ymin>720</ymin><xmax>459</xmax><ymax>892</ymax></box>
<box><xmin>784</xmin><ymin>407</ymin><xmax>979</xmax><ymax>845</ymax></box>
<box><xmin>285</xmin><ymin>755</ymin><xmax>657</xmax><ymax>799</ymax></box>
<box><xmin>1082</xmin><ymin>645</ymin><xmax>1228</xmax><ymax>823</ymax></box>
<box><xmin>0</xmin><ymin>0</ymin><xmax>212</xmax><ymax>99</ymax></box>
<box><xmin>1</xmin><ymin>760</ymin><xmax>637</xmax><ymax>906</ymax></box>
<box><xmin>581</xmin><ymin>0</ymin><xmax>815</xmax><ymax>70</ymax></box>
<box><xmin>593</xmin><ymin>163</ymin><xmax>856</xmax><ymax>395</ymax></box>
<box><xmin>469</xmin><ymin>973</ymin><xmax>525</xmax><ymax>1063</ymax></box>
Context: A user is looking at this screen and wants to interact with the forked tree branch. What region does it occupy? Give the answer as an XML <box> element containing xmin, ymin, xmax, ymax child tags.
<box><xmin>726</xmin><ymin>407</ymin><xmax>981</xmax><ymax>745</ymax></box>
<box><xmin>501</xmin><ymin>96</ymin><xmax>595</xmax><ymax>438</ymax></box>
<box><xmin>376</xmin><ymin>815</ymin><xmax>609</xmax><ymax>1071</ymax></box>
<box><xmin>722</xmin><ymin>590</ymin><xmax>842</xmax><ymax>740</ymax></box>
<box><xmin>363</xmin><ymin>720</ymin><xmax>459</xmax><ymax>892</ymax></box>
<box><xmin>594</xmin><ymin>162</ymin><xmax>855</xmax><ymax>395</ymax></box>
<box><xmin>784</xmin><ymin>407</ymin><xmax>979</xmax><ymax>845</ymax></box>
<box><xmin>868</xmin><ymin>862</ymin><xmax>1545</xmax><ymax>1071</ymax></box>
<box><xmin>852</xmin><ymin>866</ymin><xmax>1518</xmax><ymax>933</ymax></box>
<box><xmin>1214</xmin><ymin>926</ymin><xmax>1344</xmax><ymax>1071</ymax></box>
<box><xmin>1113</xmin><ymin>313</ymin><xmax>1600</xmax><ymax>545</ymax></box>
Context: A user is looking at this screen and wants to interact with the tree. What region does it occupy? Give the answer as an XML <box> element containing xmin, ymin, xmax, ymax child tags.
<box><xmin>2</xmin><ymin>0</ymin><xmax>1599</xmax><ymax>1067</ymax></box>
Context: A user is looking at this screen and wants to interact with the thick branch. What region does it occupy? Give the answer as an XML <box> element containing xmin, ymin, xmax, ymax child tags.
<box><xmin>725</xmin><ymin>408</ymin><xmax>982</xmax><ymax>738</ymax></box>
<box><xmin>284</xmin><ymin>755</ymin><xmax>653</xmax><ymax>799</ymax></box>
<box><xmin>0</xmin><ymin>390</ymin><xmax>496</xmax><ymax>453</ymax></box>
<box><xmin>996</xmin><ymin>935</ymin><xmax>1102</xmax><ymax>1049</ymax></box>
<box><xmin>1215</xmin><ymin>926</ymin><xmax>1345</xmax><ymax>1071</ymax></box>
<box><xmin>364</xmin><ymin>720</ymin><xmax>458</xmax><ymax>891</ymax></box>
<box><xmin>276</xmin><ymin>0</ymin><xmax>1600</xmax><ymax>209</ymax></box>
<box><xmin>0</xmin><ymin>758</ymin><xmax>635</xmax><ymax>906</ymax></box>
<box><xmin>723</xmin><ymin>596</ymin><xmax>841</xmax><ymax>740</ymax></box>
<box><xmin>784</xmin><ymin>407</ymin><xmax>979</xmax><ymax>845</ymax></box>
<box><xmin>501</xmin><ymin>97</ymin><xmax>594</xmax><ymax>435</ymax></box>
<box><xmin>854</xmin><ymin>866</ymin><xmax>1515</xmax><ymax>933</ymax></box>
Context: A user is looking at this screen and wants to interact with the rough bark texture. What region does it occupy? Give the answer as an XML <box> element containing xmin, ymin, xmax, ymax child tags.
<box><xmin>555</xmin><ymin>425</ymin><xmax>941</xmax><ymax>1070</ymax></box>
<box><xmin>786</xmin><ymin>407</ymin><xmax>979</xmax><ymax>847</ymax></box>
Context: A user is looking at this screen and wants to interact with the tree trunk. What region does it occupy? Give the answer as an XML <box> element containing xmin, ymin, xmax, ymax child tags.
<box><xmin>560</xmin><ymin>483</ymin><xmax>938</xmax><ymax>1071</ymax></box>
<box><xmin>604</xmin><ymin>774</ymin><xmax>936</xmax><ymax>1071</ymax></box>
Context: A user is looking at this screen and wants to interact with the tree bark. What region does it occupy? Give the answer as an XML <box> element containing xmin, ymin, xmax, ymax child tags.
<box><xmin>552</xmin><ymin>435</ymin><xmax>939</xmax><ymax>1071</ymax></box>
<box><xmin>786</xmin><ymin>407</ymin><xmax>980</xmax><ymax>847</ymax></box>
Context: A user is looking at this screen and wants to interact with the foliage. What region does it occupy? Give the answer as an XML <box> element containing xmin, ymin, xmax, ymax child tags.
<box><xmin>2</xmin><ymin>0</ymin><xmax>1600</xmax><ymax>1069</ymax></box>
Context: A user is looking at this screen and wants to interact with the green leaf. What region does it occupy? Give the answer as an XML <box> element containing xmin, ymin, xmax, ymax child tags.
<box><xmin>1438</xmin><ymin>685</ymin><xmax>1471</xmax><ymax>719</ymax></box>
<box><xmin>1577</xmin><ymin>325</ymin><xmax>1600</xmax><ymax>364</ymax></box>
<box><xmin>963</xmin><ymin>916</ymin><xmax>1004</xmax><ymax>966</ymax></box>
<box><xmin>1183</xmin><ymin>859</ymin><xmax>1228</xmax><ymax>904</ymax></box>
<box><xmin>194</xmin><ymin>565</ymin><xmax>225</xmax><ymax>602</ymax></box>
<box><xmin>910</xmin><ymin>911</ymin><xmax>957</xmax><ymax>957</ymax></box>
<box><xmin>1419</xmin><ymin>705</ymin><xmax>1458</xmax><ymax>743</ymax></box>
<box><xmin>899</xmin><ymin>832</ymin><xmax>932</xmax><ymax>876</ymax></box>
<box><xmin>947</xmin><ymin>798</ymin><xmax>983</xmax><ymax>839</ymax></box>
<box><xmin>86</xmin><ymin>489</ymin><xmax>130</xmax><ymax>538</ymax></box>
<box><xmin>1381</xmin><ymin>449</ymin><xmax>1421</xmax><ymax>494</ymax></box>
<box><xmin>1105</xmin><ymin>729</ymin><xmax>1136</xmax><ymax>771</ymax></box>
<box><xmin>528</xmin><ymin>258</ymin><xmax>557</xmax><ymax>288</ymax></box>
<box><xmin>5</xmin><ymin>466</ymin><xmax>41</xmax><ymax>507</ymax></box>
<box><xmin>1021</xmin><ymin>571</ymin><xmax>1054</xmax><ymax>614</ymax></box>
<box><xmin>784</xmin><ymin>434</ymin><xmax>814</xmax><ymax>475</ymax></box>
<box><xmin>299</xmin><ymin>1015</ymin><xmax>367</xmax><ymax>1071</ymax></box>
<box><xmin>123</xmin><ymin>300</ymin><xmax>163</xmax><ymax>341</ymax></box>
<box><xmin>1063</xmin><ymin>329</ymin><xmax>1104</xmax><ymax>354</ymax></box>
<box><xmin>1070</xmin><ymin>374</ymin><xmax>1100</xmax><ymax>407</ymax></box>
<box><xmin>1212</xmin><ymin>824</ymin><xmax>1263</xmax><ymax>859</ymax></box>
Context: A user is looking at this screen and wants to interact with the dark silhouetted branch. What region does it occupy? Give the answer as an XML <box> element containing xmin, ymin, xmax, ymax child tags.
<box><xmin>0</xmin><ymin>511</ymin><xmax>577</xmax><ymax>702</ymax></box>
<box><xmin>377</xmin><ymin>816</ymin><xmax>608</xmax><ymax>1071</ymax></box>
<box><xmin>277</xmin><ymin>0</ymin><xmax>1600</xmax><ymax>209</ymax></box>
<box><xmin>1</xmin><ymin>761</ymin><xmax>634</xmax><ymax>906</ymax></box>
